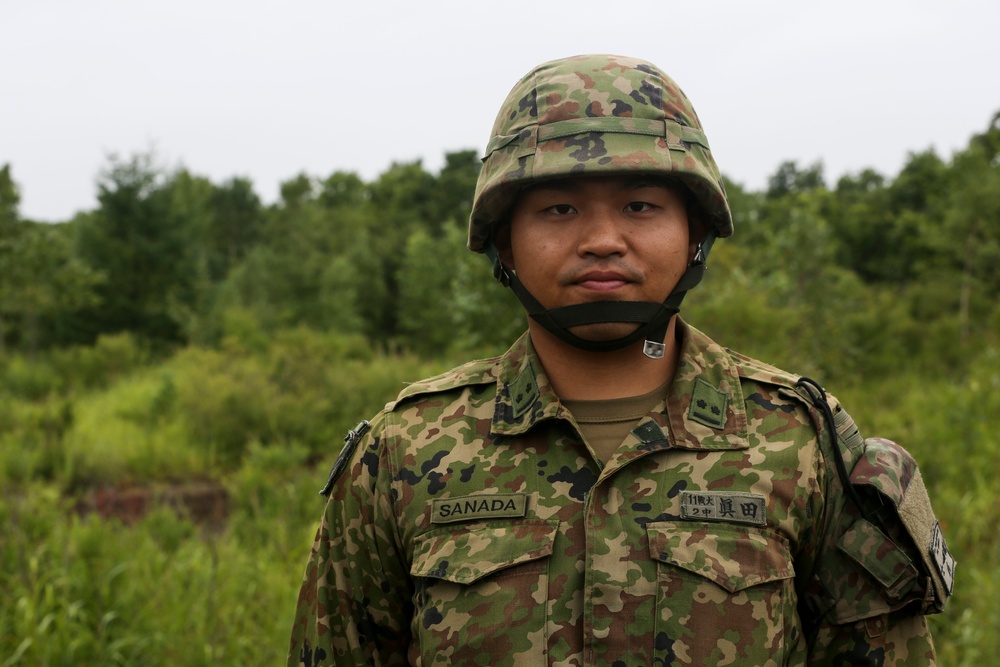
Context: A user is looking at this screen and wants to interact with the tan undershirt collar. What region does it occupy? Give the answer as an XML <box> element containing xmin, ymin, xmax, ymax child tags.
<box><xmin>561</xmin><ymin>379</ymin><xmax>670</xmax><ymax>464</ymax></box>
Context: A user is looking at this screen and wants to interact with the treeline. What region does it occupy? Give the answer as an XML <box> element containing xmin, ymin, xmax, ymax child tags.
<box><xmin>2</xmin><ymin>111</ymin><xmax>999</xmax><ymax>381</ymax></box>
<box><xmin>0</xmin><ymin>150</ymin><xmax>519</xmax><ymax>359</ymax></box>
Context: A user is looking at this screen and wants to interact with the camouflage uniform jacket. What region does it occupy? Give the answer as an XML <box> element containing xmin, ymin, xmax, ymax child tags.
<box><xmin>289</xmin><ymin>321</ymin><xmax>946</xmax><ymax>666</ymax></box>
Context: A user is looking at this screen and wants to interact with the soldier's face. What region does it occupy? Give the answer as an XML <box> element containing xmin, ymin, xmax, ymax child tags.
<box><xmin>503</xmin><ymin>175</ymin><xmax>698</xmax><ymax>342</ymax></box>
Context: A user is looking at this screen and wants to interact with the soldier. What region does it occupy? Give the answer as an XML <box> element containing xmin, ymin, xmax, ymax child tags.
<box><xmin>288</xmin><ymin>54</ymin><xmax>954</xmax><ymax>666</ymax></box>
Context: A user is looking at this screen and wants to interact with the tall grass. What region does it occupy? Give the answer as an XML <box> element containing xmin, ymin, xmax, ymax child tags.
<box><xmin>0</xmin><ymin>327</ymin><xmax>451</xmax><ymax>665</ymax></box>
<box><xmin>1</xmin><ymin>448</ymin><xmax>317</xmax><ymax>666</ymax></box>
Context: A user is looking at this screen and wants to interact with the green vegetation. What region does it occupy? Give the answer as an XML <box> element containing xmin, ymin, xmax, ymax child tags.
<box><xmin>2</xmin><ymin>113</ymin><xmax>999</xmax><ymax>664</ymax></box>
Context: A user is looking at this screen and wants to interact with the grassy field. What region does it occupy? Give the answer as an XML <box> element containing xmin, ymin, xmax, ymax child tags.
<box><xmin>1</xmin><ymin>330</ymin><xmax>996</xmax><ymax>665</ymax></box>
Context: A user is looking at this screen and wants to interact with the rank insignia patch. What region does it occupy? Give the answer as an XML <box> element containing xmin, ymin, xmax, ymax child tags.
<box><xmin>689</xmin><ymin>378</ymin><xmax>727</xmax><ymax>429</ymax></box>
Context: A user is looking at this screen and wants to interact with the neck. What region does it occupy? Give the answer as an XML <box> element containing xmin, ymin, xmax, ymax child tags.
<box><xmin>528</xmin><ymin>317</ymin><xmax>682</xmax><ymax>400</ymax></box>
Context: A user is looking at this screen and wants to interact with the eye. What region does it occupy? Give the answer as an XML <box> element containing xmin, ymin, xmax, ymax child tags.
<box><xmin>545</xmin><ymin>204</ymin><xmax>576</xmax><ymax>215</ymax></box>
<box><xmin>624</xmin><ymin>201</ymin><xmax>654</xmax><ymax>213</ymax></box>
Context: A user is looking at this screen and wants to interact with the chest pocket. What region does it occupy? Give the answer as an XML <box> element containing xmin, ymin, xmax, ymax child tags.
<box><xmin>646</xmin><ymin>522</ymin><xmax>797</xmax><ymax>666</ymax></box>
<box><xmin>410</xmin><ymin>519</ymin><xmax>558</xmax><ymax>666</ymax></box>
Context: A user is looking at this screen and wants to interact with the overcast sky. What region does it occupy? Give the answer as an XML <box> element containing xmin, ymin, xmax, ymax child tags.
<box><xmin>3</xmin><ymin>0</ymin><xmax>998</xmax><ymax>222</ymax></box>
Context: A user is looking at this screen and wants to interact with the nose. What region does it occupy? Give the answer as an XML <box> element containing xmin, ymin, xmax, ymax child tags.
<box><xmin>576</xmin><ymin>207</ymin><xmax>628</xmax><ymax>258</ymax></box>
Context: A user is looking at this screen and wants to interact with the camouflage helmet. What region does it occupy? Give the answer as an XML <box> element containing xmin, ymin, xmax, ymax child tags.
<box><xmin>469</xmin><ymin>54</ymin><xmax>733</xmax><ymax>252</ymax></box>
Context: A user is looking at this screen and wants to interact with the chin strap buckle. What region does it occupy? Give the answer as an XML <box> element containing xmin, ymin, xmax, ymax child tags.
<box><xmin>492</xmin><ymin>257</ymin><xmax>511</xmax><ymax>287</ymax></box>
<box><xmin>643</xmin><ymin>340</ymin><xmax>666</xmax><ymax>359</ymax></box>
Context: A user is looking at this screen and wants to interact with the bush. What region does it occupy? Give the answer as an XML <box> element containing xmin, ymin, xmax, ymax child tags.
<box><xmin>61</xmin><ymin>371</ymin><xmax>201</xmax><ymax>489</ymax></box>
<box><xmin>0</xmin><ymin>399</ymin><xmax>72</xmax><ymax>483</ymax></box>
<box><xmin>173</xmin><ymin>347</ymin><xmax>276</xmax><ymax>463</ymax></box>
<box><xmin>0</xmin><ymin>355</ymin><xmax>63</xmax><ymax>399</ymax></box>
<box><xmin>49</xmin><ymin>333</ymin><xmax>148</xmax><ymax>391</ymax></box>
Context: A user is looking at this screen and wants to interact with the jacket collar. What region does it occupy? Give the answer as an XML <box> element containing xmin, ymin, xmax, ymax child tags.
<box><xmin>491</xmin><ymin>332</ymin><xmax>563</xmax><ymax>435</ymax></box>
<box><xmin>490</xmin><ymin>321</ymin><xmax>749</xmax><ymax>453</ymax></box>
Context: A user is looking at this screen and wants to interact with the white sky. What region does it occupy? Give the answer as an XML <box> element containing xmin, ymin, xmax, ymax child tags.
<box><xmin>3</xmin><ymin>0</ymin><xmax>998</xmax><ymax>222</ymax></box>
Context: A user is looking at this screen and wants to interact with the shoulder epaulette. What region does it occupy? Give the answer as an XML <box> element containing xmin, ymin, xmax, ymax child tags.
<box><xmin>390</xmin><ymin>356</ymin><xmax>500</xmax><ymax>408</ymax></box>
<box><xmin>726</xmin><ymin>348</ymin><xmax>802</xmax><ymax>389</ymax></box>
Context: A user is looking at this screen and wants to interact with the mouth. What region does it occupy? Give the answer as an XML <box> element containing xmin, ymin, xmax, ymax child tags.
<box><xmin>572</xmin><ymin>269</ymin><xmax>633</xmax><ymax>292</ymax></box>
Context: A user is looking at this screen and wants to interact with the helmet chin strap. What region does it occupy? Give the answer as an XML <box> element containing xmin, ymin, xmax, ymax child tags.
<box><xmin>484</xmin><ymin>237</ymin><xmax>714</xmax><ymax>359</ymax></box>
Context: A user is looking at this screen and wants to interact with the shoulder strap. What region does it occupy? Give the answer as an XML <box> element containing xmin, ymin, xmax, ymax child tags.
<box><xmin>392</xmin><ymin>357</ymin><xmax>498</xmax><ymax>407</ymax></box>
<box><xmin>794</xmin><ymin>376</ymin><xmax>875</xmax><ymax>526</ymax></box>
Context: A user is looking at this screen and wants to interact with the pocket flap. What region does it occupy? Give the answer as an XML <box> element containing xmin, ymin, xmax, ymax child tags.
<box><xmin>411</xmin><ymin>519</ymin><xmax>559</xmax><ymax>585</ymax></box>
<box><xmin>647</xmin><ymin>522</ymin><xmax>794</xmax><ymax>593</ymax></box>
<box><xmin>837</xmin><ymin>518</ymin><xmax>919</xmax><ymax>602</ymax></box>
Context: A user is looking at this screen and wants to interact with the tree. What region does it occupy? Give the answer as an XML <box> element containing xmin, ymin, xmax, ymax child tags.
<box><xmin>397</xmin><ymin>227</ymin><xmax>460</xmax><ymax>354</ymax></box>
<box><xmin>319</xmin><ymin>227</ymin><xmax>388</xmax><ymax>338</ymax></box>
<box><xmin>827</xmin><ymin>168</ymin><xmax>898</xmax><ymax>282</ymax></box>
<box><xmin>261</xmin><ymin>175</ymin><xmax>342</xmax><ymax>328</ymax></box>
<box><xmin>316</xmin><ymin>255</ymin><xmax>365</xmax><ymax>335</ymax></box>
<box><xmin>887</xmin><ymin>149</ymin><xmax>948</xmax><ymax>214</ymax></box>
<box><xmin>452</xmin><ymin>231</ymin><xmax>525</xmax><ymax>354</ymax></box>
<box><xmin>206</xmin><ymin>177</ymin><xmax>265</xmax><ymax>282</ymax></box>
<box><xmin>6</xmin><ymin>223</ymin><xmax>104</xmax><ymax>354</ymax></box>
<box><xmin>435</xmin><ymin>150</ymin><xmax>482</xmax><ymax>227</ymax></box>
<box><xmin>279</xmin><ymin>173</ymin><xmax>315</xmax><ymax>209</ymax></box>
<box><xmin>319</xmin><ymin>171</ymin><xmax>366</xmax><ymax>210</ymax></box>
<box><xmin>0</xmin><ymin>164</ymin><xmax>22</xmax><ymax>353</ymax></box>
<box><xmin>0</xmin><ymin>167</ymin><xmax>105</xmax><ymax>354</ymax></box>
<box><xmin>719</xmin><ymin>175</ymin><xmax>763</xmax><ymax>233</ymax></box>
<box><xmin>935</xmin><ymin>143</ymin><xmax>1000</xmax><ymax>342</ymax></box>
<box><xmin>765</xmin><ymin>160</ymin><xmax>825</xmax><ymax>200</ymax></box>
<box><xmin>369</xmin><ymin>160</ymin><xmax>438</xmax><ymax>228</ymax></box>
<box><xmin>0</xmin><ymin>164</ymin><xmax>16</xmax><ymax>230</ymax></box>
<box><xmin>966</xmin><ymin>110</ymin><xmax>1000</xmax><ymax>167</ymax></box>
<box><xmin>70</xmin><ymin>153</ymin><xmax>207</xmax><ymax>346</ymax></box>
<box><xmin>212</xmin><ymin>171</ymin><xmax>378</xmax><ymax>337</ymax></box>
<box><xmin>827</xmin><ymin>153</ymin><xmax>947</xmax><ymax>286</ymax></box>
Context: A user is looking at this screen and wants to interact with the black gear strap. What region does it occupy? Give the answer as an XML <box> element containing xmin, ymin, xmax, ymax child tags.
<box><xmin>484</xmin><ymin>236</ymin><xmax>713</xmax><ymax>355</ymax></box>
<box><xmin>795</xmin><ymin>377</ymin><xmax>875</xmax><ymax>526</ymax></box>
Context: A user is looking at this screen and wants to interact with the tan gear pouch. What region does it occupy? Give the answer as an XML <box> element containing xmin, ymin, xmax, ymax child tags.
<box><xmin>847</xmin><ymin>437</ymin><xmax>955</xmax><ymax>614</ymax></box>
<box><xmin>896</xmin><ymin>469</ymin><xmax>956</xmax><ymax>611</ymax></box>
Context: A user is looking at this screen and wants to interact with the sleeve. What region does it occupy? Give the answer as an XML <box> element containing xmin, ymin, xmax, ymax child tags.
<box><xmin>287</xmin><ymin>412</ymin><xmax>412</xmax><ymax>667</ymax></box>
<box><xmin>798</xmin><ymin>400</ymin><xmax>952</xmax><ymax>666</ymax></box>
<box><xmin>807</xmin><ymin>615</ymin><xmax>937</xmax><ymax>665</ymax></box>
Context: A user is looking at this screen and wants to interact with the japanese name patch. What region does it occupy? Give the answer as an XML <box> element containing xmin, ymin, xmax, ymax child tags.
<box><xmin>681</xmin><ymin>491</ymin><xmax>766</xmax><ymax>526</ymax></box>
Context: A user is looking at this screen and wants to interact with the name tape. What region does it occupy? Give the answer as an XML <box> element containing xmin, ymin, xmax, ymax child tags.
<box><xmin>431</xmin><ymin>493</ymin><xmax>528</xmax><ymax>524</ymax></box>
<box><xmin>680</xmin><ymin>491</ymin><xmax>767</xmax><ymax>526</ymax></box>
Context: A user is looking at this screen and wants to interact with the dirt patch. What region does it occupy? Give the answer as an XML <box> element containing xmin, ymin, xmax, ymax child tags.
<box><xmin>75</xmin><ymin>480</ymin><xmax>228</xmax><ymax>529</ymax></box>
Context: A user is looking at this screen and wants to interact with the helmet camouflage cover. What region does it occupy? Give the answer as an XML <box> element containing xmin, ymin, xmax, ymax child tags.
<box><xmin>470</xmin><ymin>54</ymin><xmax>733</xmax><ymax>252</ymax></box>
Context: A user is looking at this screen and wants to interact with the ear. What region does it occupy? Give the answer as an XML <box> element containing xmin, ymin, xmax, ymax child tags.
<box><xmin>687</xmin><ymin>214</ymin><xmax>708</xmax><ymax>264</ymax></box>
<box><xmin>493</xmin><ymin>222</ymin><xmax>515</xmax><ymax>269</ymax></box>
